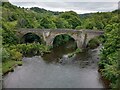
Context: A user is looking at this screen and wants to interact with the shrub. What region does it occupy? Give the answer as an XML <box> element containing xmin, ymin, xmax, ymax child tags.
<box><xmin>2</xmin><ymin>48</ymin><xmax>10</xmax><ymax>62</ymax></box>
<box><xmin>9</xmin><ymin>49</ymin><xmax>22</xmax><ymax>61</ymax></box>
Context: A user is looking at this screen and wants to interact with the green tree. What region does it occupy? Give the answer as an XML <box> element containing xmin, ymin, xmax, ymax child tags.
<box><xmin>52</xmin><ymin>17</ymin><xmax>71</xmax><ymax>29</ymax></box>
<box><xmin>85</xmin><ymin>21</ymin><xmax>94</xmax><ymax>29</ymax></box>
<box><xmin>95</xmin><ymin>21</ymin><xmax>104</xmax><ymax>29</ymax></box>
<box><xmin>40</xmin><ymin>16</ymin><xmax>56</xmax><ymax>29</ymax></box>
<box><xmin>59</xmin><ymin>11</ymin><xmax>81</xmax><ymax>29</ymax></box>
<box><xmin>99</xmin><ymin>23</ymin><xmax>120</xmax><ymax>88</ymax></box>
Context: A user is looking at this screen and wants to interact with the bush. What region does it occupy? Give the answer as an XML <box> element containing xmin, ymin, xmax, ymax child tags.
<box><xmin>75</xmin><ymin>26</ymin><xmax>83</xmax><ymax>30</ymax></box>
<box><xmin>8</xmin><ymin>43</ymin><xmax>50</xmax><ymax>56</ymax></box>
<box><xmin>2</xmin><ymin>48</ymin><xmax>10</xmax><ymax>62</ymax></box>
<box><xmin>99</xmin><ymin>23</ymin><xmax>120</xmax><ymax>88</ymax></box>
<box><xmin>9</xmin><ymin>49</ymin><xmax>22</xmax><ymax>61</ymax></box>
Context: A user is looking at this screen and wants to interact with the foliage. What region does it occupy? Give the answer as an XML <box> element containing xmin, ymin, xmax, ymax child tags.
<box><xmin>87</xmin><ymin>37</ymin><xmax>101</xmax><ymax>49</ymax></box>
<box><xmin>99</xmin><ymin>22</ymin><xmax>120</xmax><ymax>88</ymax></box>
<box><xmin>52</xmin><ymin>17</ymin><xmax>71</xmax><ymax>29</ymax></box>
<box><xmin>2</xmin><ymin>47</ymin><xmax>23</xmax><ymax>75</ymax></box>
<box><xmin>75</xmin><ymin>26</ymin><xmax>83</xmax><ymax>30</ymax></box>
<box><xmin>2</xmin><ymin>43</ymin><xmax>50</xmax><ymax>74</ymax></box>
<box><xmin>53</xmin><ymin>34</ymin><xmax>75</xmax><ymax>47</ymax></box>
<box><xmin>75</xmin><ymin>48</ymin><xmax>82</xmax><ymax>53</ymax></box>
<box><xmin>2</xmin><ymin>47</ymin><xmax>22</xmax><ymax>62</ymax></box>
<box><xmin>9</xmin><ymin>49</ymin><xmax>22</xmax><ymax>61</ymax></box>
<box><xmin>59</xmin><ymin>11</ymin><xmax>81</xmax><ymax>29</ymax></box>
<box><xmin>30</xmin><ymin>7</ymin><xmax>62</xmax><ymax>15</ymax></box>
<box><xmin>2</xmin><ymin>24</ymin><xmax>19</xmax><ymax>45</ymax></box>
<box><xmin>2</xmin><ymin>48</ymin><xmax>10</xmax><ymax>62</ymax></box>
<box><xmin>9</xmin><ymin>43</ymin><xmax>50</xmax><ymax>56</ymax></box>
<box><xmin>85</xmin><ymin>21</ymin><xmax>95</xmax><ymax>29</ymax></box>
<box><xmin>68</xmin><ymin>48</ymin><xmax>82</xmax><ymax>58</ymax></box>
<box><xmin>2</xmin><ymin>60</ymin><xmax>22</xmax><ymax>75</ymax></box>
<box><xmin>40</xmin><ymin>16</ymin><xmax>56</xmax><ymax>29</ymax></box>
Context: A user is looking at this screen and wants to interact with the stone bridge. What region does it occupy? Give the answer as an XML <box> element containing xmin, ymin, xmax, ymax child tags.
<box><xmin>16</xmin><ymin>29</ymin><xmax>104</xmax><ymax>48</ymax></box>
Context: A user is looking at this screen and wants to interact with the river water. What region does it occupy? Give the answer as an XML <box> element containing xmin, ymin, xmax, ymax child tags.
<box><xmin>3</xmin><ymin>42</ymin><xmax>105</xmax><ymax>88</ymax></box>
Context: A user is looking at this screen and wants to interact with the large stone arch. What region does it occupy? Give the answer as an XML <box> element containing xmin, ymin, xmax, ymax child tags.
<box><xmin>45</xmin><ymin>31</ymin><xmax>81</xmax><ymax>48</ymax></box>
<box><xmin>52</xmin><ymin>33</ymin><xmax>77</xmax><ymax>47</ymax></box>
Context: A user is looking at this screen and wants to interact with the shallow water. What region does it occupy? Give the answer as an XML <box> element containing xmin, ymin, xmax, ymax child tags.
<box><xmin>3</xmin><ymin>43</ymin><xmax>105</xmax><ymax>88</ymax></box>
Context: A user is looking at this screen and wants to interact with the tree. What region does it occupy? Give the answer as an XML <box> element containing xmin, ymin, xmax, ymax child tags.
<box><xmin>95</xmin><ymin>21</ymin><xmax>104</xmax><ymax>29</ymax></box>
<box><xmin>59</xmin><ymin>11</ymin><xmax>81</xmax><ymax>29</ymax></box>
<box><xmin>40</xmin><ymin>16</ymin><xmax>56</xmax><ymax>29</ymax></box>
<box><xmin>99</xmin><ymin>23</ymin><xmax>120</xmax><ymax>88</ymax></box>
<box><xmin>85</xmin><ymin>21</ymin><xmax>94</xmax><ymax>29</ymax></box>
<box><xmin>52</xmin><ymin>17</ymin><xmax>71</xmax><ymax>29</ymax></box>
<box><xmin>17</xmin><ymin>18</ymin><xmax>29</xmax><ymax>28</ymax></box>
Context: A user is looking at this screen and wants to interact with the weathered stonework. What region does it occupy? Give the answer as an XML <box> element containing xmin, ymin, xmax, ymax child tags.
<box><xmin>16</xmin><ymin>29</ymin><xmax>104</xmax><ymax>48</ymax></box>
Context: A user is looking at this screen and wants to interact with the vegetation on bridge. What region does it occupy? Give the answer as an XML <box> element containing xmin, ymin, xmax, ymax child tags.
<box><xmin>1</xmin><ymin>2</ymin><xmax>120</xmax><ymax>88</ymax></box>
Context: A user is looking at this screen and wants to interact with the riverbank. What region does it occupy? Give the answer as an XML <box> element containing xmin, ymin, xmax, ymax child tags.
<box><xmin>97</xmin><ymin>66</ymin><xmax>111</xmax><ymax>89</ymax></box>
<box><xmin>2</xmin><ymin>60</ymin><xmax>22</xmax><ymax>75</ymax></box>
<box><xmin>2</xmin><ymin>43</ymin><xmax>50</xmax><ymax>76</ymax></box>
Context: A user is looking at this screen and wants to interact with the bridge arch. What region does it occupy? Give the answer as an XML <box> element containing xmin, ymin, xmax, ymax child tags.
<box><xmin>45</xmin><ymin>32</ymin><xmax>80</xmax><ymax>48</ymax></box>
<box><xmin>20</xmin><ymin>32</ymin><xmax>44</xmax><ymax>44</ymax></box>
<box><xmin>86</xmin><ymin>35</ymin><xmax>103</xmax><ymax>49</ymax></box>
<box><xmin>52</xmin><ymin>34</ymin><xmax>77</xmax><ymax>48</ymax></box>
<box><xmin>81</xmin><ymin>30</ymin><xmax>104</xmax><ymax>48</ymax></box>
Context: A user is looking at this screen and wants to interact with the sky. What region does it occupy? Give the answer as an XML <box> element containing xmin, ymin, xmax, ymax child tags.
<box><xmin>8</xmin><ymin>0</ymin><xmax>119</xmax><ymax>14</ymax></box>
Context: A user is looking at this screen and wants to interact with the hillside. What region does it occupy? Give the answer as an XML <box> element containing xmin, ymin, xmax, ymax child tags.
<box><xmin>2</xmin><ymin>2</ymin><xmax>119</xmax><ymax>30</ymax></box>
<box><xmin>30</xmin><ymin>7</ymin><xmax>63</xmax><ymax>15</ymax></box>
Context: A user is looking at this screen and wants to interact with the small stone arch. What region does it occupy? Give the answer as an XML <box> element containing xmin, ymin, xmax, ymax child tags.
<box><xmin>86</xmin><ymin>34</ymin><xmax>104</xmax><ymax>49</ymax></box>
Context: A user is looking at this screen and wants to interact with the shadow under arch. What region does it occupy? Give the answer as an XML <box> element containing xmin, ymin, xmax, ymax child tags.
<box><xmin>52</xmin><ymin>34</ymin><xmax>77</xmax><ymax>49</ymax></box>
<box><xmin>86</xmin><ymin>35</ymin><xmax>104</xmax><ymax>49</ymax></box>
<box><xmin>21</xmin><ymin>32</ymin><xmax>43</xmax><ymax>44</ymax></box>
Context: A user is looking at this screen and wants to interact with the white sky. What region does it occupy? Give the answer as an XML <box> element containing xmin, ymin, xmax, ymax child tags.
<box><xmin>7</xmin><ymin>0</ymin><xmax>119</xmax><ymax>14</ymax></box>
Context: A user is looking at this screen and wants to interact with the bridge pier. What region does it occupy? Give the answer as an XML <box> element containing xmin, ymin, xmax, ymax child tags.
<box><xmin>82</xmin><ymin>33</ymin><xmax>88</xmax><ymax>48</ymax></box>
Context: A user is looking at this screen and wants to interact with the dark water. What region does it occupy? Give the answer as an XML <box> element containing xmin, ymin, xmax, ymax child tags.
<box><xmin>3</xmin><ymin>42</ymin><xmax>105</xmax><ymax>88</ymax></box>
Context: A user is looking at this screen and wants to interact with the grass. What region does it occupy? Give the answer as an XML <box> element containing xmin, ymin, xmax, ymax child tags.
<box><xmin>2</xmin><ymin>60</ymin><xmax>22</xmax><ymax>75</ymax></box>
<box><xmin>68</xmin><ymin>48</ymin><xmax>82</xmax><ymax>58</ymax></box>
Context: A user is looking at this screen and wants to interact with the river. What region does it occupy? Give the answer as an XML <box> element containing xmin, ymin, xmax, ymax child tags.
<box><xmin>3</xmin><ymin>42</ymin><xmax>105</xmax><ymax>88</ymax></box>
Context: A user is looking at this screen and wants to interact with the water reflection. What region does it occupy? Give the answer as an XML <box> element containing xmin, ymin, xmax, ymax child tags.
<box><xmin>42</xmin><ymin>41</ymin><xmax>76</xmax><ymax>63</ymax></box>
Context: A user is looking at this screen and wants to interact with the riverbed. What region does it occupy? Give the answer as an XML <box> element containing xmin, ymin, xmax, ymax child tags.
<box><xmin>3</xmin><ymin>44</ymin><xmax>105</xmax><ymax>88</ymax></box>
